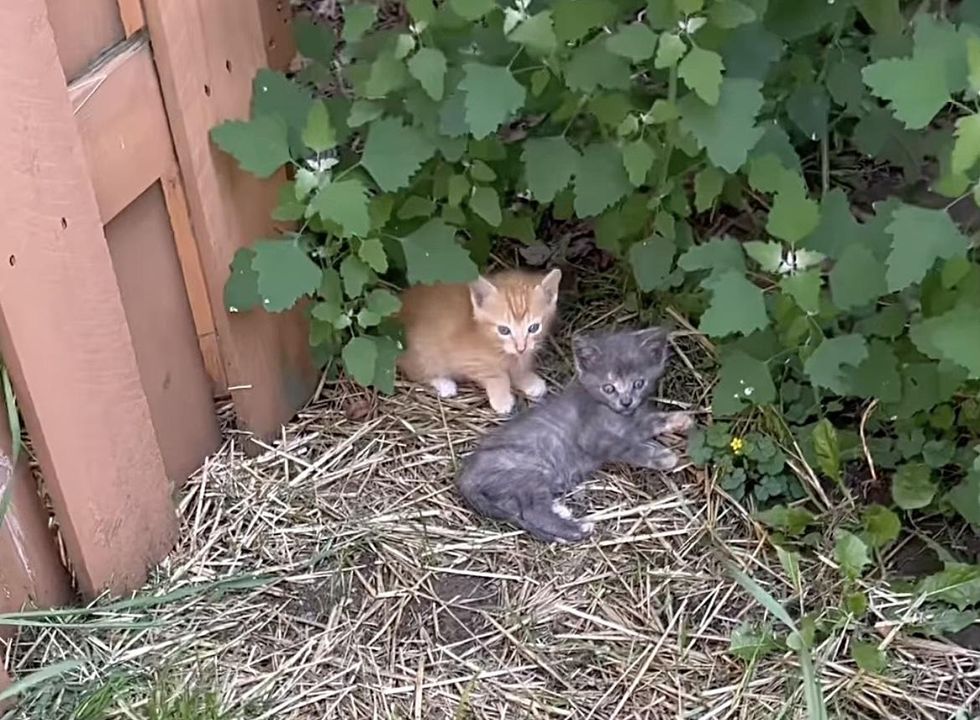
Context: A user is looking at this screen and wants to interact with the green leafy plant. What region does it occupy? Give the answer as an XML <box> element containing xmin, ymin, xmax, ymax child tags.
<box><xmin>210</xmin><ymin>0</ymin><xmax>980</xmax><ymax>654</ymax></box>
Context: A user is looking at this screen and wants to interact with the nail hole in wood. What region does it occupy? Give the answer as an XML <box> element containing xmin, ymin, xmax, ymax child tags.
<box><xmin>60</xmin><ymin>217</ymin><xmax>68</xmax><ymax>229</ymax></box>
<box><xmin>268</xmin><ymin>38</ymin><xmax>277</xmax><ymax>49</ymax></box>
<box><xmin>204</xmin><ymin>84</ymin><xmax>211</xmax><ymax>97</ymax></box>
<box><xmin>8</xmin><ymin>256</ymin><xmax>15</xmax><ymax>267</ymax></box>
<box><xmin>225</xmin><ymin>60</ymin><xmax>232</xmax><ymax>73</ymax></box>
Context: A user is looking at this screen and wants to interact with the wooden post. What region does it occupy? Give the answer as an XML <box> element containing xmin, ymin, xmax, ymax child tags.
<box><xmin>144</xmin><ymin>0</ymin><xmax>315</xmax><ymax>443</ymax></box>
<box><xmin>0</xmin><ymin>0</ymin><xmax>176</xmax><ymax>597</ymax></box>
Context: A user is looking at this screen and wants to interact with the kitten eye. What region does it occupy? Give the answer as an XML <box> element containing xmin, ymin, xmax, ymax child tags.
<box><xmin>528</xmin><ymin>322</ymin><xmax>541</xmax><ymax>334</ymax></box>
<box><xmin>497</xmin><ymin>325</ymin><xmax>511</xmax><ymax>336</ymax></box>
<box><xmin>633</xmin><ymin>378</ymin><xmax>646</xmax><ymax>389</ymax></box>
<box><xmin>602</xmin><ymin>383</ymin><xmax>615</xmax><ymax>394</ymax></box>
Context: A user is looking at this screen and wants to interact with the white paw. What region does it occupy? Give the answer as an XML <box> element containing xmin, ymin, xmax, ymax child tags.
<box><xmin>666</xmin><ymin>413</ymin><xmax>695</xmax><ymax>434</ymax></box>
<box><xmin>489</xmin><ymin>392</ymin><xmax>515</xmax><ymax>415</ymax></box>
<box><xmin>552</xmin><ymin>501</ymin><xmax>573</xmax><ymax>519</ymax></box>
<box><xmin>521</xmin><ymin>374</ymin><xmax>548</xmax><ymax>399</ymax></box>
<box><xmin>579</xmin><ymin>521</ymin><xmax>594</xmax><ymax>534</ymax></box>
<box><xmin>430</xmin><ymin>377</ymin><xmax>458</xmax><ymax>398</ymax></box>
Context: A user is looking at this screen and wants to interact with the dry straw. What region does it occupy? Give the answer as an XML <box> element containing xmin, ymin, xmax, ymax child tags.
<box><xmin>4</xmin><ymin>272</ymin><xmax>978</xmax><ymax>719</ymax></box>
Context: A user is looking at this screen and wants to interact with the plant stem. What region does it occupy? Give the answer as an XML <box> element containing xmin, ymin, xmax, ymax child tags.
<box><xmin>655</xmin><ymin>65</ymin><xmax>679</xmax><ymax>198</ymax></box>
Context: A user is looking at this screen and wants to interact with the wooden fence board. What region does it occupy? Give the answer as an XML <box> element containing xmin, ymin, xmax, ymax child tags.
<box><xmin>116</xmin><ymin>0</ymin><xmax>145</xmax><ymax>37</ymax></box>
<box><xmin>45</xmin><ymin>0</ymin><xmax>125</xmax><ymax>82</ymax></box>
<box><xmin>144</xmin><ymin>0</ymin><xmax>315</xmax><ymax>444</ymax></box>
<box><xmin>0</xmin><ymin>393</ymin><xmax>72</xmax><ymax>616</ymax></box>
<box><xmin>0</xmin><ymin>0</ymin><xmax>176</xmax><ymax>597</ymax></box>
<box><xmin>104</xmin><ymin>183</ymin><xmax>221</xmax><ymax>484</ymax></box>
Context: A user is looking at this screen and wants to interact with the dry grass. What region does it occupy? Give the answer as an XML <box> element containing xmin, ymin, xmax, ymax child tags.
<box><xmin>4</xmin><ymin>271</ymin><xmax>980</xmax><ymax>719</ymax></box>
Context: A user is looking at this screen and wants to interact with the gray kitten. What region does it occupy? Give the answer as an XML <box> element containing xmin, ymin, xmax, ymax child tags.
<box><xmin>456</xmin><ymin>327</ymin><xmax>694</xmax><ymax>543</ymax></box>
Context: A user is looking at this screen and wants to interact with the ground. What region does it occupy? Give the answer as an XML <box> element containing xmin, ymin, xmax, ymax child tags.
<box><xmin>6</xmin><ymin>272</ymin><xmax>980</xmax><ymax>719</ymax></box>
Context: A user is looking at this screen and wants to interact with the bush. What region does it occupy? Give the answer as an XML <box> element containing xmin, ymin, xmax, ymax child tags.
<box><xmin>212</xmin><ymin>0</ymin><xmax>980</xmax><ymax>623</ymax></box>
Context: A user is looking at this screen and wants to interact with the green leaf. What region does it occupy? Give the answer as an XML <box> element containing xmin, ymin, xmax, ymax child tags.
<box><xmin>835</xmin><ymin>531</ymin><xmax>871</xmax><ymax>580</ymax></box>
<box><xmin>469</xmin><ymin>160</ymin><xmax>496</xmax><ymax>182</ymax></box>
<box><xmin>340</xmin><ymin>255</ymin><xmax>372</xmax><ymax>298</ymax></box>
<box><xmin>319</xmin><ymin>267</ymin><xmax>343</xmax><ymax>302</ymax></box>
<box><xmin>744</xmin><ymin>241</ymin><xmax>782</xmax><ymax>273</ymax></box>
<box><xmin>342</xmin><ymin>336</ymin><xmax>377</xmax><ymax>386</ymax></box>
<box><xmin>365</xmin><ymin>288</ymin><xmax>402</xmax><ymax>318</ymax></box>
<box><xmin>251</xmin><ymin>70</ymin><xmax>314</xmax><ymax>154</ymax></box>
<box><xmin>804</xmin><ymin>335</ymin><xmax>868</xmax><ymax>395</ymax></box>
<box><xmin>786</xmin><ymin>83</ymin><xmax>829</xmax><ymax>141</ymax></box>
<box><xmin>910</xmin><ymin>304</ymin><xmax>980</xmax><ymax>379</ymax></box>
<box><xmin>251</xmin><ymin>239</ymin><xmax>321</xmax><ymax>312</ymax></box>
<box><xmin>885</xmin><ymin>204</ymin><xmax>969</xmax><ymax>291</ymax></box>
<box><xmin>629</xmin><ymin>235</ymin><xmax>675</xmax><ymax>292</ymax></box>
<box><xmin>694</xmin><ymin>167</ymin><xmax>725</xmax><ymax>212</ymax></box>
<box><xmin>709</xmin><ymin>0</ymin><xmax>757</xmax><ymax>28</ymax></box>
<box><xmin>566</xmin><ymin>41</ymin><xmax>631</xmax><ymax>93</ymax></box>
<box><xmin>573</xmin><ymin>143</ymin><xmax>632</xmax><ymax>217</ymax></box>
<box><xmin>553</xmin><ymin>0</ymin><xmax>615</xmax><ymax>44</ymax></box>
<box><xmin>449</xmin><ymin>0</ymin><xmax>495</xmax><ymax>20</ymax></box>
<box><xmin>678</xmin><ymin>46</ymin><xmax>725</xmax><ymax>105</ymax></box>
<box><xmin>357</xmin><ymin>308</ymin><xmax>381</xmax><ymax>328</ymax></box>
<box><xmin>679</xmin><ymin>78</ymin><xmax>764</xmax><ymax>172</ymax></box>
<box><xmin>510</xmin><ymin>11</ymin><xmax>557</xmax><ymax>55</ymax></box>
<box><xmin>812</xmin><ymin>418</ymin><xmax>841</xmax><ymax>484</ymax></box>
<box><xmin>606</xmin><ymin>23</ymin><xmax>658</xmax><ymax>62</ymax></box>
<box><xmin>408</xmin><ymin>48</ymin><xmax>447</xmax><ymax>101</ymax></box>
<box><xmin>371</xmin><ymin>334</ymin><xmax>401</xmax><ymax>394</ymax></box>
<box><xmin>721</xmin><ymin>21</ymin><xmax>782</xmax><ymax>81</ymax></box>
<box><xmin>655</xmin><ymin>33</ymin><xmax>687</xmax><ymax>69</ymax></box>
<box><xmin>892</xmin><ymin>463</ymin><xmax>937</xmax><ymax>510</ymax></box>
<box><xmin>470</xmin><ymin>186</ymin><xmax>502</xmax><ymax>227</ymax></box>
<box><xmin>309</xmin><ymin>179</ymin><xmax>371</xmax><ymax>238</ymax></box>
<box><xmin>829</xmin><ymin>245</ymin><xmax>887</xmax><ymax>311</ymax></box>
<box><xmin>756</xmin><ymin>504</ymin><xmax>815</xmax><ymax>536</ymax></box>
<box><xmin>448</xmin><ymin>174</ymin><xmax>470</xmax><ymax>207</ymax></box>
<box><xmin>699</xmin><ymin>270</ymin><xmax>769</xmax><ymax>338</ymax></box>
<box><xmin>918</xmin><ymin>564</ymin><xmax>980</xmax><ymax>610</ymax></box>
<box><xmin>863</xmin><ymin>505</ymin><xmax>901</xmax><ymax>548</ymax></box>
<box><xmin>210</xmin><ymin>117</ymin><xmax>290</xmax><ymax>179</ymax></box>
<box><xmin>621</xmin><ymin>140</ymin><xmax>656</xmax><ymax>187</ymax></box>
<box><xmin>713</xmin><ymin>350</ymin><xmax>776</xmax><ymax>415</ymax></box>
<box><xmin>224</xmin><ymin>248</ymin><xmax>261</xmax><ymax>313</ymax></box>
<box><xmin>952</xmin><ymin>113</ymin><xmax>980</xmax><ymax>175</ymax></box>
<box><xmin>499</xmin><ymin>213</ymin><xmax>535</xmax><ymax>244</ymax></box>
<box><xmin>358</xmin><ymin>237</ymin><xmax>388</xmax><ymax>273</ymax></box>
<box><xmin>800</xmin><ymin>188</ymin><xmax>863</xmax><ymax>260</ymax></box>
<box><xmin>767</xmin><ymin>177</ymin><xmax>819</xmax><ymax>245</ymax></box>
<box><xmin>523</xmin><ymin>136</ymin><xmax>580</xmax><ymax>203</ymax></box>
<box><xmin>401</xmin><ymin>219</ymin><xmax>479</xmax><ymax>285</ymax></box>
<box><xmin>302</xmin><ymin>101</ymin><xmax>336</xmax><ymax>153</ymax></box>
<box><xmin>348</xmin><ymin>100</ymin><xmax>383</xmax><ymax>128</ymax></box>
<box><xmin>397</xmin><ymin>195</ymin><xmax>434</xmax><ymax>220</ymax></box>
<box><xmin>294</xmin><ymin>18</ymin><xmax>336</xmax><ymax>65</ymax></box>
<box><xmin>851</xmin><ymin>642</ymin><xmax>887</xmax><ymax>674</ymax></box>
<box><xmin>407</xmin><ymin>0</ymin><xmax>435</xmax><ymax>23</ymax></box>
<box><xmin>677</xmin><ymin>235</ymin><xmax>745</xmax><ymax>276</ymax></box>
<box><xmin>780</xmin><ymin>270</ymin><xmax>822</xmax><ymax>315</ymax></box>
<box><xmin>862</xmin><ymin>53</ymin><xmax>950</xmax><ymax>130</ymax></box>
<box><xmin>459</xmin><ymin>63</ymin><xmax>526</xmax><ymax>139</ymax></box>
<box><xmin>969</xmin><ymin>34</ymin><xmax>980</xmax><ymax>94</ymax></box>
<box><xmin>729</xmin><ymin>622</ymin><xmax>779</xmax><ymax>661</ymax></box>
<box><xmin>342</xmin><ymin>4</ymin><xmax>377</xmax><ymax>42</ymax></box>
<box><xmin>947</xmin><ymin>472</ymin><xmax>980</xmax><ymax>526</ymax></box>
<box><xmin>362</xmin><ymin>117</ymin><xmax>436</xmax><ymax>192</ymax></box>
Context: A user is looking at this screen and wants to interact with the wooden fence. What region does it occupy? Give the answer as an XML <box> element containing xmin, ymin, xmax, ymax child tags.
<box><xmin>0</xmin><ymin>0</ymin><xmax>315</xmax><ymax>686</ymax></box>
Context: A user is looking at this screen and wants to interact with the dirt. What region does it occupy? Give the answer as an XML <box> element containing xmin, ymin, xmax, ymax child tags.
<box><xmin>401</xmin><ymin>573</ymin><xmax>499</xmax><ymax>646</ymax></box>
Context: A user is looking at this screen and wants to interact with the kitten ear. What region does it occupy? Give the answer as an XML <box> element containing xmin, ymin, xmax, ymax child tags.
<box><xmin>634</xmin><ymin>327</ymin><xmax>671</xmax><ymax>364</ymax></box>
<box><xmin>537</xmin><ymin>268</ymin><xmax>562</xmax><ymax>304</ymax></box>
<box><xmin>572</xmin><ymin>333</ymin><xmax>601</xmax><ymax>373</ymax></box>
<box><xmin>469</xmin><ymin>275</ymin><xmax>498</xmax><ymax>309</ymax></box>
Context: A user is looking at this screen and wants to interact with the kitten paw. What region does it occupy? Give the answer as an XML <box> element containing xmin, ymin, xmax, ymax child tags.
<box><xmin>656</xmin><ymin>450</ymin><xmax>680</xmax><ymax>471</ymax></box>
<box><xmin>579</xmin><ymin>521</ymin><xmax>595</xmax><ymax>534</ymax></box>
<box><xmin>519</xmin><ymin>373</ymin><xmax>548</xmax><ymax>399</ymax></box>
<box><xmin>552</xmin><ymin>500</ymin><xmax>573</xmax><ymax>519</ymax></box>
<box><xmin>663</xmin><ymin>412</ymin><xmax>695</xmax><ymax>434</ymax></box>
<box><xmin>488</xmin><ymin>392</ymin><xmax>515</xmax><ymax>415</ymax></box>
<box><xmin>430</xmin><ymin>377</ymin><xmax>458</xmax><ymax>398</ymax></box>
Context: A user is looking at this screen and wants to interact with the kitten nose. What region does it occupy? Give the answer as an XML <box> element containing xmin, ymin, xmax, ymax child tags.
<box><xmin>619</xmin><ymin>396</ymin><xmax>632</xmax><ymax>408</ymax></box>
<box><xmin>516</xmin><ymin>340</ymin><xmax>527</xmax><ymax>353</ymax></box>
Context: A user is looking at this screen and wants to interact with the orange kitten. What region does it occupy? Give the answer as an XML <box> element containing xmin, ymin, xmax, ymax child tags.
<box><xmin>397</xmin><ymin>268</ymin><xmax>562</xmax><ymax>414</ymax></box>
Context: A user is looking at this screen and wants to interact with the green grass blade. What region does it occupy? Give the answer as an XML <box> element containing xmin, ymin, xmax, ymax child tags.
<box><xmin>726</xmin><ymin>561</ymin><xmax>828</xmax><ymax>720</ymax></box>
<box><xmin>0</xmin><ymin>660</ymin><xmax>82</xmax><ymax>705</ymax></box>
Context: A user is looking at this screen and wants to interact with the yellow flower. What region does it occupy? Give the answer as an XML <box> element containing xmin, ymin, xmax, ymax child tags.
<box><xmin>730</xmin><ymin>436</ymin><xmax>745</xmax><ymax>455</ymax></box>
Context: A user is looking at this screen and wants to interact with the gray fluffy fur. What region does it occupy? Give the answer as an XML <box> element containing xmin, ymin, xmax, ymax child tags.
<box><xmin>456</xmin><ymin>326</ymin><xmax>693</xmax><ymax>543</ymax></box>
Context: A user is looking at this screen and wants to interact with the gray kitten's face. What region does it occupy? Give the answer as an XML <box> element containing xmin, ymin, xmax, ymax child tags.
<box><xmin>573</xmin><ymin>328</ymin><xmax>671</xmax><ymax>414</ymax></box>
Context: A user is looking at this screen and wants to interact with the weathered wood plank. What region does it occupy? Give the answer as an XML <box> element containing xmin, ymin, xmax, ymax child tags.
<box><xmin>0</xmin><ymin>0</ymin><xmax>176</xmax><ymax>597</ymax></box>
<box><xmin>144</xmin><ymin>0</ymin><xmax>315</xmax><ymax>443</ymax></box>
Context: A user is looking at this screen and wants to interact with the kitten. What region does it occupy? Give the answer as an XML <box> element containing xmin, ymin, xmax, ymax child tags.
<box><xmin>397</xmin><ymin>268</ymin><xmax>562</xmax><ymax>415</ymax></box>
<box><xmin>456</xmin><ymin>327</ymin><xmax>694</xmax><ymax>543</ymax></box>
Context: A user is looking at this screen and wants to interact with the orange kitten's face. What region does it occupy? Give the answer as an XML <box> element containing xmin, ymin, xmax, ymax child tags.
<box><xmin>469</xmin><ymin>269</ymin><xmax>561</xmax><ymax>356</ymax></box>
